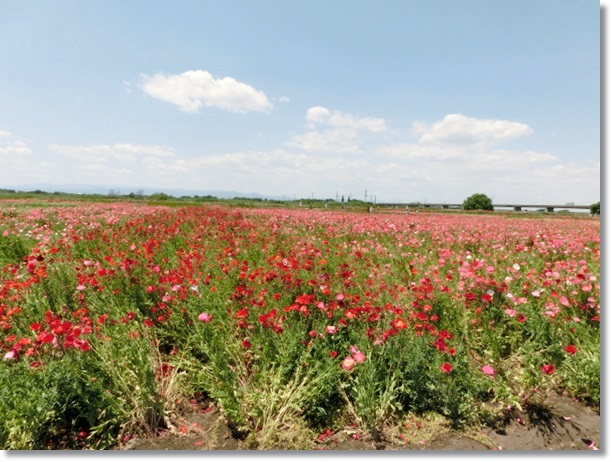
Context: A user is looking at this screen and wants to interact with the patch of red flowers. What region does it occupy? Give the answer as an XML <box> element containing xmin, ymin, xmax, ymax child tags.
<box><xmin>440</xmin><ymin>362</ymin><xmax>453</xmax><ymax>374</ymax></box>
<box><xmin>541</xmin><ymin>364</ymin><xmax>555</xmax><ymax>375</ymax></box>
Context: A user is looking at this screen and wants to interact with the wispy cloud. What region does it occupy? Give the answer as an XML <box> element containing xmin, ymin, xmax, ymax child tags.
<box><xmin>139</xmin><ymin>70</ymin><xmax>273</xmax><ymax>114</ymax></box>
<box><xmin>0</xmin><ymin>131</ymin><xmax>32</xmax><ymax>157</ymax></box>
<box><xmin>287</xmin><ymin>129</ymin><xmax>360</xmax><ymax>153</ymax></box>
<box><xmin>48</xmin><ymin>143</ymin><xmax>176</xmax><ymax>162</ymax></box>
<box><xmin>306</xmin><ymin>106</ymin><xmax>388</xmax><ymax>132</ymax></box>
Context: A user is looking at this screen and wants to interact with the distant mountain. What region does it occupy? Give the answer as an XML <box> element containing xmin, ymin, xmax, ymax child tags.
<box><xmin>2</xmin><ymin>183</ymin><xmax>293</xmax><ymax>201</ymax></box>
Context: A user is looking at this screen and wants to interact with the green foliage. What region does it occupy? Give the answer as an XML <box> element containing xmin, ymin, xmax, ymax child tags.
<box><xmin>462</xmin><ymin>193</ymin><xmax>494</xmax><ymax>211</ymax></box>
<box><xmin>149</xmin><ymin>192</ymin><xmax>171</xmax><ymax>201</ymax></box>
<box><xmin>0</xmin><ymin>355</ymin><xmax>125</xmax><ymax>449</ymax></box>
<box><xmin>0</xmin><ymin>233</ymin><xmax>36</xmax><ymax>268</ymax></box>
<box><xmin>590</xmin><ymin>201</ymin><xmax>600</xmax><ymax>215</ymax></box>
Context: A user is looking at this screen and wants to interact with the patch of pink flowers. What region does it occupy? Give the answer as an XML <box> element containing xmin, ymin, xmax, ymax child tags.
<box><xmin>197</xmin><ymin>312</ymin><xmax>213</xmax><ymax>323</ymax></box>
<box><xmin>481</xmin><ymin>365</ymin><xmax>496</xmax><ymax>376</ymax></box>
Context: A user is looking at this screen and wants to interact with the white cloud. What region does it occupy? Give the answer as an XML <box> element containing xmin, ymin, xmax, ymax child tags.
<box><xmin>0</xmin><ymin>141</ymin><xmax>32</xmax><ymax>157</ymax></box>
<box><xmin>376</xmin><ymin>143</ymin><xmax>557</xmax><ymax>166</ymax></box>
<box><xmin>151</xmin><ymin>149</ymin><xmax>372</xmax><ymax>194</ymax></box>
<box><xmin>306</xmin><ymin>106</ymin><xmax>387</xmax><ymax>132</ymax></box>
<box><xmin>287</xmin><ymin>129</ymin><xmax>360</xmax><ymax>153</ymax></box>
<box><xmin>0</xmin><ymin>109</ymin><xmax>597</xmax><ymax>206</ymax></box>
<box><xmin>0</xmin><ymin>132</ymin><xmax>32</xmax><ymax>157</ymax></box>
<box><xmin>286</xmin><ymin>106</ymin><xmax>387</xmax><ymax>154</ymax></box>
<box><xmin>48</xmin><ymin>143</ymin><xmax>176</xmax><ymax>162</ymax></box>
<box><xmin>140</xmin><ymin>70</ymin><xmax>273</xmax><ymax>114</ymax></box>
<box><xmin>276</xmin><ymin>111</ymin><xmax>591</xmax><ymax>202</ymax></box>
<box><xmin>415</xmin><ymin>113</ymin><xmax>533</xmax><ymax>147</ymax></box>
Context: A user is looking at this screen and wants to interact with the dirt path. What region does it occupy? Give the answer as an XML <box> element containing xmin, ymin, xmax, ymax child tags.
<box><xmin>120</xmin><ymin>394</ymin><xmax>599</xmax><ymax>451</ymax></box>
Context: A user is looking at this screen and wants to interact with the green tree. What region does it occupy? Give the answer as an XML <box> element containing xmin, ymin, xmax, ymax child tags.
<box><xmin>590</xmin><ymin>201</ymin><xmax>600</xmax><ymax>215</ymax></box>
<box><xmin>462</xmin><ymin>193</ymin><xmax>494</xmax><ymax>211</ymax></box>
<box><xmin>150</xmin><ymin>192</ymin><xmax>171</xmax><ymax>201</ymax></box>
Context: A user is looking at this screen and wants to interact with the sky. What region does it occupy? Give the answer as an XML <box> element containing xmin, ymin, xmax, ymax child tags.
<box><xmin>0</xmin><ymin>1</ymin><xmax>601</xmax><ymax>204</ymax></box>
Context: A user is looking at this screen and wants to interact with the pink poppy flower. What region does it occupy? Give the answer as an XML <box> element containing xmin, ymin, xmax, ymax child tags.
<box><xmin>198</xmin><ymin>312</ymin><xmax>212</xmax><ymax>323</ymax></box>
<box><xmin>440</xmin><ymin>362</ymin><xmax>453</xmax><ymax>374</ymax></box>
<box><xmin>325</xmin><ymin>325</ymin><xmax>338</xmax><ymax>335</ymax></box>
<box><xmin>352</xmin><ymin>351</ymin><xmax>366</xmax><ymax>363</ymax></box>
<box><xmin>481</xmin><ymin>365</ymin><xmax>496</xmax><ymax>376</ymax></box>
<box><xmin>3</xmin><ymin>350</ymin><xmax>18</xmax><ymax>361</ymax></box>
<box><xmin>341</xmin><ymin>357</ymin><xmax>356</xmax><ymax>371</ymax></box>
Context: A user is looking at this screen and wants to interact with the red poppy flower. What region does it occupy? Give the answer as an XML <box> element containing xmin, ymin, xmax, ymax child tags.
<box><xmin>235</xmin><ymin>308</ymin><xmax>248</xmax><ymax>318</ymax></box>
<box><xmin>440</xmin><ymin>362</ymin><xmax>453</xmax><ymax>374</ymax></box>
<box><xmin>564</xmin><ymin>344</ymin><xmax>577</xmax><ymax>355</ymax></box>
<box><xmin>541</xmin><ymin>364</ymin><xmax>555</xmax><ymax>375</ymax></box>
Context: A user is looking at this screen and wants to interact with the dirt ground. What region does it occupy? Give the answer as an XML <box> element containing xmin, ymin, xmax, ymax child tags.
<box><xmin>119</xmin><ymin>394</ymin><xmax>600</xmax><ymax>451</ymax></box>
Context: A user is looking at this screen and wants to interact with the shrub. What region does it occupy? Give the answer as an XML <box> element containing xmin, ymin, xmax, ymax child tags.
<box><xmin>149</xmin><ymin>192</ymin><xmax>171</xmax><ymax>201</ymax></box>
<box><xmin>462</xmin><ymin>193</ymin><xmax>494</xmax><ymax>211</ymax></box>
<box><xmin>590</xmin><ymin>201</ymin><xmax>600</xmax><ymax>215</ymax></box>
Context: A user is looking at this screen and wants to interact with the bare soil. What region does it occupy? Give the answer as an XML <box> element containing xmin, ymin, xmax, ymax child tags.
<box><xmin>119</xmin><ymin>394</ymin><xmax>600</xmax><ymax>451</ymax></box>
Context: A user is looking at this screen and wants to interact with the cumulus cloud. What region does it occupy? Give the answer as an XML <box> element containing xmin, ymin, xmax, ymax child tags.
<box><xmin>279</xmin><ymin>110</ymin><xmax>583</xmax><ymax>202</ymax></box>
<box><xmin>306</xmin><ymin>106</ymin><xmax>387</xmax><ymax>132</ymax></box>
<box><xmin>414</xmin><ymin>113</ymin><xmax>533</xmax><ymax>147</ymax></box>
<box><xmin>140</xmin><ymin>70</ymin><xmax>273</xmax><ymax>114</ymax></box>
<box><xmin>287</xmin><ymin>106</ymin><xmax>387</xmax><ymax>154</ymax></box>
<box><xmin>48</xmin><ymin>143</ymin><xmax>176</xmax><ymax>162</ymax></box>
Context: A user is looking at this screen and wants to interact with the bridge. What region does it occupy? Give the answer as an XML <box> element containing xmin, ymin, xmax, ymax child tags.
<box><xmin>377</xmin><ymin>203</ymin><xmax>592</xmax><ymax>213</ymax></box>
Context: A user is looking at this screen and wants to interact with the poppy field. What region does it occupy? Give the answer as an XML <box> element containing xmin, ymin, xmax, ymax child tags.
<box><xmin>0</xmin><ymin>200</ymin><xmax>600</xmax><ymax>449</ymax></box>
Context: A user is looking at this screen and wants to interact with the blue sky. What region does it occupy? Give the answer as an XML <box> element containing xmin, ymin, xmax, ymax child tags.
<box><xmin>0</xmin><ymin>1</ymin><xmax>601</xmax><ymax>204</ymax></box>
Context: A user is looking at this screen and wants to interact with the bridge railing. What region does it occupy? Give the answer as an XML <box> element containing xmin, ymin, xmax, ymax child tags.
<box><xmin>375</xmin><ymin>203</ymin><xmax>592</xmax><ymax>213</ymax></box>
